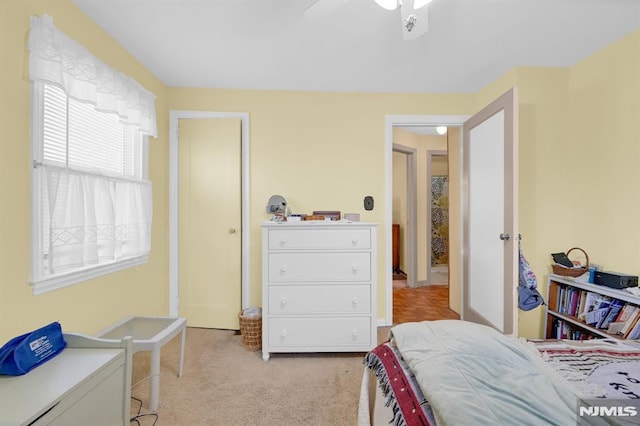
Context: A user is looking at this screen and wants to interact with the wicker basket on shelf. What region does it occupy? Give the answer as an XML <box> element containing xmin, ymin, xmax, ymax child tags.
<box><xmin>551</xmin><ymin>247</ymin><xmax>589</xmax><ymax>277</ymax></box>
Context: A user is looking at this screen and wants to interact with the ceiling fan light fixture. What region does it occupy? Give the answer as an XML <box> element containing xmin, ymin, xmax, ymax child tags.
<box><xmin>436</xmin><ymin>126</ymin><xmax>447</xmax><ymax>135</ymax></box>
<box><xmin>374</xmin><ymin>0</ymin><xmax>399</xmax><ymax>10</ymax></box>
<box><xmin>413</xmin><ymin>0</ymin><xmax>433</xmax><ymax>9</ymax></box>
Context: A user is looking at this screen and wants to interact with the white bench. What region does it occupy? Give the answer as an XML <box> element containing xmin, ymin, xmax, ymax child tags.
<box><xmin>97</xmin><ymin>316</ymin><xmax>186</xmax><ymax>411</ymax></box>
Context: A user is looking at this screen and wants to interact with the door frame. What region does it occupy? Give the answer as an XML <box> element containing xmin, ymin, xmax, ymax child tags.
<box><xmin>426</xmin><ymin>149</ymin><xmax>448</xmax><ymax>285</ymax></box>
<box><xmin>385</xmin><ymin>115</ymin><xmax>469</xmax><ymax>325</ymax></box>
<box><xmin>168</xmin><ymin>110</ymin><xmax>251</xmax><ymax>317</ymax></box>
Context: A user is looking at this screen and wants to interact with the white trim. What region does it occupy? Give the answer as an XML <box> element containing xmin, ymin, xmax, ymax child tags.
<box><xmin>32</xmin><ymin>256</ymin><xmax>148</xmax><ymax>295</ymax></box>
<box><xmin>168</xmin><ymin>110</ymin><xmax>250</xmax><ymax>317</ymax></box>
<box><xmin>384</xmin><ymin>115</ymin><xmax>469</xmax><ymax>325</ymax></box>
<box><xmin>30</xmin><ymin>81</ymin><xmax>45</xmax><ymax>283</ymax></box>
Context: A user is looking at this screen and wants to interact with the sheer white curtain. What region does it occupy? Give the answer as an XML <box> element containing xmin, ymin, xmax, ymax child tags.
<box><xmin>45</xmin><ymin>167</ymin><xmax>152</xmax><ymax>275</ymax></box>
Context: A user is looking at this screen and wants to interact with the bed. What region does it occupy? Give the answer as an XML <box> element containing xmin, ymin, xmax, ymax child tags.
<box><xmin>358</xmin><ymin>320</ymin><xmax>640</xmax><ymax>426</ymax></box>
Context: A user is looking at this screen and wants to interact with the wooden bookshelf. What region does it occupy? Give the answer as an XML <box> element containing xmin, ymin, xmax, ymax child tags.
<box><xmin>544</xmin><ymin>274</ymin><xmax>640</xmax><ymax>341</ymax></box>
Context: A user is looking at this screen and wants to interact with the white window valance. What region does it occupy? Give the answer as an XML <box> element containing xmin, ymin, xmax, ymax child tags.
<box><xmin>28</xmin><ymin>14</ymin><xmax>157</xmax><ymax>137</ymax></box>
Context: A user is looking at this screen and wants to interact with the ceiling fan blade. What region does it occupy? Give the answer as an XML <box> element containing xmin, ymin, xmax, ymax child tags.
<box><xmin>304</xmin><ymin>0</ymin><xmax>350</xmax><ymax>19</ymax></box>
<box><xmin>400</xmin><ymin>2</ymin><xmax>429</xmax><ymax>40</ymax></box>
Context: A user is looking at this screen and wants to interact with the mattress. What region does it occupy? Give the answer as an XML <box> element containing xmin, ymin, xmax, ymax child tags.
<box><xmin>359</xmin><ymin>321</ymin><xmax>640</xmax><ymax>426</ymax></box>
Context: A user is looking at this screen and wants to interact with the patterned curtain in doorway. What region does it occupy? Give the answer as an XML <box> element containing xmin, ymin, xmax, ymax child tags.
<box><xmin>431</xmin><ymin>176</ymin><xmax>449</xmax><ymax>266</ymax></box>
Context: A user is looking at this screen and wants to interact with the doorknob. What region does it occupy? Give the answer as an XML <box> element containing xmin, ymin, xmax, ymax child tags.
<box><xmin>499</xmin><ymin>233</ymin><xmax>510</xmax><ymax>241</ymax></box>
<box><xmin>228</xmin><ymin>228</ymin><xmax>237</xmax><ymax>234</ymax></box>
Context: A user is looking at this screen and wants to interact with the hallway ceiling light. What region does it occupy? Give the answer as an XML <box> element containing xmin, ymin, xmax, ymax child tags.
<box><xmin>436</xmin><ymin>126</ymin><xmax>447</xmax><ymax>135</ymax></box>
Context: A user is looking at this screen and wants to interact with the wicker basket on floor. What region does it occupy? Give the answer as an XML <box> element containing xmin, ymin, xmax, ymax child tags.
<box><xmin>238</xmin><ymin>312</ymin><xmax>262</xmax><ymax>351</ymax></box>
<box><xmin>551</xmin><ymin>247</ymin><xmax>589</xmax><ymax>277</ymax></box>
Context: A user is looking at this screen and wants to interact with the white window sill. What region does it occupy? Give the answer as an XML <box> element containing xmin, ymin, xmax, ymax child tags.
<box><xmin>31</xmin><ymin>255</ymin><xmax>149</xmax><ymax>295</ymax></box>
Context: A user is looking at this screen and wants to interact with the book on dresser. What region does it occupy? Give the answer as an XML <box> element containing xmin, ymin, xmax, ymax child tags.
<box><xmin>545</xmin><ymin>274</ymin><xmax>640</xmax><ymax>342</ymax></box>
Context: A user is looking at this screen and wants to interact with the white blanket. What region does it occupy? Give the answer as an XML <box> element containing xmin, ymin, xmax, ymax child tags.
<box><xmin>390</xmin><ymin>320</ymin><xmax>589</xmax><ymax>426</ymax></box>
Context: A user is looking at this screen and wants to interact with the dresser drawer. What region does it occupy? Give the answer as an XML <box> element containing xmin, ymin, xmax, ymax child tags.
<box><xmin>268</xmin><ymin>284</ymin><xmax>370</xmax><ymax>314</ymax></box>
<box><xmin>268</xmin><ymin>252</ymin><xmax>370</xmax><ymax>282</ymax></box>
<box><xmin>268</xmin><ymin>228</ymin><xmax>371</xmax><ymax>250</ymax></box>
<box><xmin>268</xmin><ymin>317</ymin><xmax>371</xmax><ymax>347</ymax></box>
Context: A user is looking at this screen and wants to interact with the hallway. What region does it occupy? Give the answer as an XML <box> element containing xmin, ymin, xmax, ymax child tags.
<box><xmin>393</xmin><ymin>281</ymin><xmax>460</xmax><ymax>324</ymax></box>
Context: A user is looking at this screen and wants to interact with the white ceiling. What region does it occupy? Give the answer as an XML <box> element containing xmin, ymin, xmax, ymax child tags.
<box><xmin>71</xmin><ymin>0</ymin><xmax>639</xmax><ymax>93</ymax></box>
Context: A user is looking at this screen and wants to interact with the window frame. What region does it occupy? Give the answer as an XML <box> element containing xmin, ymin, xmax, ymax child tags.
<box><xmin>30</xmin><ymin>81</ymin><xmax>150</xmax><ymax>295</ymax></box>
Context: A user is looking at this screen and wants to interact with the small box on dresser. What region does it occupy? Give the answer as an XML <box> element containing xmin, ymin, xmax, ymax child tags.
<box><xmin>261</xmin><ymin>221</ymin><xmax>377</xmax><ymax>361</ymax></box>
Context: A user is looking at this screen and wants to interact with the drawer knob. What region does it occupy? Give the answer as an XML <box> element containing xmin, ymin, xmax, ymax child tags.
<box><xmin>281</xmin><ymin>330</ymin><xmax>288</xmax><ymax>337</ymax></box>
<box><xmin>280</xmin><ymin>298</ymin><xmax>287</xmax><ymax>305</ymax></box>
<box><xmin>352</xmin><ymin>329</ymin><xmax>358</xmax><ymax>337</ymax></box>
<box><xmin>280</xmin><ymin>265</ymin><xmax>288</xmax><ymax>272</ymax></box>
<box><xmin>280</xmin><ymin>238</ymin><xmax>286</xmax><ymax>246</ymax></box>
<box><xmin>352</xmin><ymin>237</ymin><xmax>358</xmax><ymax>245</ymax></box>
<box><xmin>352</xmin><ymin>297</ymin><xmax>358</xmax><ymax>306</ymax></box>
<box><xmin>352</xmin><ymin>264</ymin><xmax>359</xmax><ymax>272</ymax></box>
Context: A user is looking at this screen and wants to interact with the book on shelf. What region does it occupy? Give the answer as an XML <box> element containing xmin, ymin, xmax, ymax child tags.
<box><xmin>623</xmin><ymin>307</ymin><xmax>640</xmax><ymax>336</ymax></box>
<box><xmin>608</xmin><ymin>305</ymin><xmax>640</xmax><ymax>336</ymax></box>
<box><xmin>608</xmin><ymin>321</ymin><xmax>626</xmax><ymax>335</ymax></box>
<box><xmin>598</xmin><ymin>299</ymin><xmax>625</xmax><ymax>329</ymax></box>
<box><xmin>578</xmin><ymin>291</ymin><xmax>588</xmax><ymax>318</ymax></box>
<box><xmin>578</xmin><ymin>292</ymin><xmax>599</xmax><ymax>322</ymax></box>
<box><xmin>584</xmin><ymin>295</ymin><xmax>613</xmax><ymax>326</ymax></box>
<box><xmin>625</xmin><ymin>313</ymin><xmax>640</xmax><ymax>339</ymax></box>
<box><xmin>616</xmin><ymin>303</ymin><xmax>638</xmax><ymax>324</ymax></box>
<box><xmin>551</xmin><ymin>318</ymin><xmax>597</xmax><ymax>340</ymax></box>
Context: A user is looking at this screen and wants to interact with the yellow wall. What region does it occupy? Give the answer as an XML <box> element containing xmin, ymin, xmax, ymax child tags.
<box><xmin>0</xmin><ymin>0</ymin><xmax>169</xmax><ymax>342</ymax></box>
<box><xmin>2</xmin><ymin>0</ymin><xmax>637</xmax><ymax>342</ymax></box>
<box><xmin>517</xmin><ymin>31</ymin><xmax>639</xmax><ymax>338</ymax></box>
<box><xmin>567</xmin><ymin>30</ymin><xmax>640</xmax><ymax>272</ymax></box>
<box><xmin>168</xmin><ymin>89</ymin><xmax>475</xmax><ymax>318</ymax></box>
<box><xmin>431</xmin><ymin>155</ymin><xmax>448</xmax><ymax>176</ymax></box>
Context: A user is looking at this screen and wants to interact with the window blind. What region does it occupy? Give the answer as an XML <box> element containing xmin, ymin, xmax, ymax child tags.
<box><xmin>42</xmin><ymin>84</ymin><xmax>142</xmax><ymax>179</ymax></box>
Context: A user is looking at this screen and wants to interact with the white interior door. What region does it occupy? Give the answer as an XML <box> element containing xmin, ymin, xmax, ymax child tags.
<box><xmin>178</xmin><ymin>118</ymin><xmax>242</xmax><ymax>329</ymax></box>
<box><xmin>462</xmin><ymin>88</ymin><xmax>518</xmax><ymax>335</ymax></box>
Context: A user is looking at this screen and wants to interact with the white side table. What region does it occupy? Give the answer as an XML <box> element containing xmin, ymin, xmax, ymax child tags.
<box><xmin>97</xmin><ymin>316</ymin><xmax>187</xmax><ymax>411</ymax></box>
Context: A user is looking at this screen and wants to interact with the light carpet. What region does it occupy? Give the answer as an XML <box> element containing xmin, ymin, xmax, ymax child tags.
<box><xmin>130</xmin><ymin>327</ymin><xmax>390</xmax><ymax>425</ymax></box>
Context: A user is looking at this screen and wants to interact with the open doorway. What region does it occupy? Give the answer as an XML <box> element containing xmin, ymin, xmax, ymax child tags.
<box><xmin>385</xmin><ymin>115</ymin><xmax>469</xmax><ymax>325</ymax></box>
<box><xmin>391</xmin><ymin>127</ymin><xmax>456</xmax><ymax>323</ymax></box>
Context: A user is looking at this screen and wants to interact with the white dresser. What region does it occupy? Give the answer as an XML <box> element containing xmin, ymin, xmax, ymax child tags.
<box><xmin>261</xmin><ymin>221</ymin><xmax>377</xmax><ymax>361</ymax></box>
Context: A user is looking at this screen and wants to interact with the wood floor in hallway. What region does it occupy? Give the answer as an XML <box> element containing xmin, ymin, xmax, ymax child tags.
<box><xmin>393</xmin><ymin>283</ymin><xmax>460</xmax><ymax>324</ymax></box>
